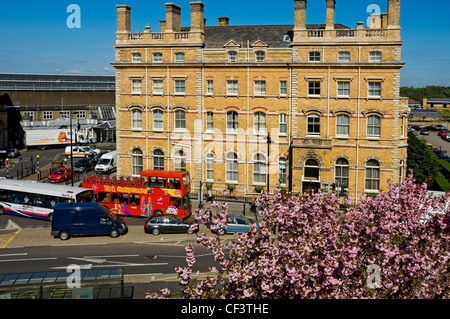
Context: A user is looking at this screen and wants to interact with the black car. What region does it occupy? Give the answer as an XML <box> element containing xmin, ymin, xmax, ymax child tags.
<box><xmin>144</xmin><ymin>214</ymin><xmax>196</xmax><ymax>235</ymax></box>
<box><xmin>73</xmin><ymin>158</ymin><xmax>96</xmax><ymax>173</ymax></box>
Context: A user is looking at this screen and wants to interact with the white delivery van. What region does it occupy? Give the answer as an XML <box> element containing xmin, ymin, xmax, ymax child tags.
<box><xmin>95</xmin><ymin>151</ymin><xmax>117</xmax><ymax>175</ymax></box>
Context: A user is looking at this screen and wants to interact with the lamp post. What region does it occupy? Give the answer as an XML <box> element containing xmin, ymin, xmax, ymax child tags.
<box><xmin>37</xmin><ymin>155</ymin><xmax>40</xmax><ymax>181</ymax></box>
<box><xmin>5</xmin><ymin>158</ymin><xmax>9</xmax><ymax>179</ymax></box>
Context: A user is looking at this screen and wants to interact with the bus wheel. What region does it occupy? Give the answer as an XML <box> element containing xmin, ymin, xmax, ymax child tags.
<box><xmin>110</xmin><ymin>230</ymin><xmax>120</xmax><ymax>238</ymax></box>
<box><xmin>59</xmin><ymin>231</ymin><xmax>71</xmax><ymax>241</ymax></box>
<box><xmin>152</xmin><ymin>228</ymin><xmax>161</xmax><ymax>236</ymax></box>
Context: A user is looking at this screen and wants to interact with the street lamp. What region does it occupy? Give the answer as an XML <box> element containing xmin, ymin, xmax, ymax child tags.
<box><xmin>37</xmin><ymin>155</ymin><xmax>40</xmax><ymax>181</ymax></box>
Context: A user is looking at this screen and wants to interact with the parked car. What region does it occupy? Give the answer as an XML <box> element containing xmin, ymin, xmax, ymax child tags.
<box><xmin>65</xmin><ymin>146</ymin><xmax>101</xmax><ymax>158</ymax></box>
<box><xmin>48</xmin><ymin>168</ymin><xmax>73</xmax><ymax>183</ymax></box>
<box><xmin>73</xmin><ymin>158</ymin><xmax>96</xmax><ymax>173</ymax></box>
<box><xmin>211</xmin><ymin>214</ymin><xmax>256</xmax><ymax>236</ymax></box>
<box><xmin>435</xmin><ymin>124</ymin><xmax>448</xmax><ymax>131</ymax></box>
<box><xmin>442</xmin><ymin>134</ymin><xmax>450</xmax><ymax>142</ymax></box>
<box><xmin>420</xmin><ymin>129</ymin><xmax>430</xmax><ymax>135</ymax></box>
<box><xmin>438</xmin><ymin>130</ymin><xmax>448</xmax><ymax>137</ymax></box>
<box><xmin>144</xmin><ymin>214</ymin><xmax>196</xmax><ymax>235</ymax></box>
<box><xmin>7</xmin><ymin>148</ymin><xmax>20</xmax><ymax>158</ymax></box>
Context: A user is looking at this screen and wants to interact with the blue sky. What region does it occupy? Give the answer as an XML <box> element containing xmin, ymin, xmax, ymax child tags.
<box><xmin>0</xmin><ymin>0</ymin><xmax>449</xmax><ymax>87</ymax></box>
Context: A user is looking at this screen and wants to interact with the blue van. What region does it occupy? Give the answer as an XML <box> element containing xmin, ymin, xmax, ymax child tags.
<box><xmin>51</xmin><ymin>203</ymin><xmax>128</xmax><ymax>240</ymax></box>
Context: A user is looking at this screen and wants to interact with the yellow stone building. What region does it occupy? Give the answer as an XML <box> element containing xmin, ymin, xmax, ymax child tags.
<box><xmin>113</xmin><ymin>0</ymin><xmax>408</xmax><ymax>203</ymax></box>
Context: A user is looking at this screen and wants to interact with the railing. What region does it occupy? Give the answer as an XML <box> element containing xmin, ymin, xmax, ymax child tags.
<box><xmin>307</xmin><ymin>28</ymin><xmax>388</xmax><ymax>39</ymax></box>
<box><xmin>365</xmin><ymin>29</ymin><xmax>387</xmax><ymax>37</ymax></box>
<box><xmin>308</xmin><ymin>30</ymin><xmax>324</xmax><ymax>38</ymax></box>
<box><xmin>336</xmin><ymin>29</ymin><xmax>355</xmax><ymax>37</ymax></box>
<box><xmin>152</xmin><ymin>33</ymin><xmax>164</xmax><ymax>40</ymax></box>
<box><xmin>175</xmin><ymin>32</ymin><xmax>189</xmax><ymax>40</ymax></box>
<box><xmin>128</xmin><ymin>32</ymin><xmax>143</xmax><ymax>40</ymax></box>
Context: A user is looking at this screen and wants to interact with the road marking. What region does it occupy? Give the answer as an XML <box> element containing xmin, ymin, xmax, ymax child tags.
<box><xmin>0</xmin><ymin>229</ymin><xmax>22</xmax><ymax>248</ymax></box>
<box><xmin>83</xmin><ymin>254</ymin><xmax>140</xmax><ymax>259</ymax></box>
<box><xmin>0</xmin><ymin>253</ymin><xmax>28</xmax><ymax>257</ymax></box>
<box><xmin>0</xmin><ymin>257</ymin><xmax>57</xmax><ymax>263</ymax></box>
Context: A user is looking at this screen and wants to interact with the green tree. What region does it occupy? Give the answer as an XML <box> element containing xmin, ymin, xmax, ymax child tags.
<box><xmin>407</xmin><ymin>132</ymin><xmax>438</xmax><ymax>185</ymax></box>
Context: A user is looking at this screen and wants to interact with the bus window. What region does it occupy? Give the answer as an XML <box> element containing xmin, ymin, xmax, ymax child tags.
<box><xmin>129</xmin><ymin>194</ymin><xmax>140</xmax><ymax>206</ymax></box>
<box><xmin>150</xmin><ymin>176</ymin><xmax>166</xmax><ymax>188</ymax></box>
<box><xmin>76</xmin><ymin>190</ymin><xmax>94</xmax><ymax>203</ymax></box>
<box><xmin>167</xmin><ymin>178</ymin><xmax>181</xmax><ymax>189</ymax></box>
<box><xmin>141</xmin><ymin>177</ymin><xmax>148</xmax><ymax>187</ymax></box>
<box><xmin>182</xmin><ymin>195</ymin><xmax>191</xmax><ymax>210</ymax></box>
<box><xmin>183</xmin><ymin>174</ymin><xmax>190</xmax><ymax>188</ymax></box>
<box><xmin>169</xmin><ymin>197</ymin><xmax>181</xmax><ymax>208</ymax></box>
<box><xmin>113</xmin><ymin>193</ymin><xmax>129</xmax><ymax>205</ymax></box>
<box><xmin>98</xmin><ymin>192</ymin><xmax>111</xmax><ymax>203</ymax></box>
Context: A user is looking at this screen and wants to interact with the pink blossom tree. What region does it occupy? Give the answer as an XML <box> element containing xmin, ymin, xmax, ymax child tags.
<box><xmin>147</xmin><ymin>175</ymin><xmax>449</xmax><ymax>299</ymax></box>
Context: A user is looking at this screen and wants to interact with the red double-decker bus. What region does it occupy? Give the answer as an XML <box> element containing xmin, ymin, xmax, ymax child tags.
<box><xmin>82</xmin><ymin>170</ymin><xmax>192</xmax><ymax>219</ymax></box>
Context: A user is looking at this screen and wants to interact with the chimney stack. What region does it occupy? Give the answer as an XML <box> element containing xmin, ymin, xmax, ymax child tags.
<box><xmin>190</xmin><ymin>2</ymin><xmax>205</xmax><ymax>32</ymax></box>
<box><xmin>326</xmin><ymin>0</ymin><xmax>336</xmax><ymax>30</ymax></box>
<box><xmin>387</xmin><ymin>0</ymin><xmax>401</xmax><ymax>29</ymax></box>
<box><xmin>218</xmin><ymin>16</ymin><xmax>230</xmax><ymax>27</ymax></box>
<box><xmin>116</xmin><ymin>5</ymin><xmax>132</xmax><ymax>34</ymax></box>
<box><xmin>294</xmin><ymin>0</ymin><xmax>307</xmax><ymax>30</ymax></box>
<box><xmin>166</xmin><ymin>3</ymin><xmax>182</xmax><ymax>32</ymax></box>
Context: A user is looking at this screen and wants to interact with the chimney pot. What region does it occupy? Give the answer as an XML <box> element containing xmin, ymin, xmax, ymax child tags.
<box><xmin>218</xmin><ymin>16</ymin><xmax>230</xmax><ymax>27</ymax></box>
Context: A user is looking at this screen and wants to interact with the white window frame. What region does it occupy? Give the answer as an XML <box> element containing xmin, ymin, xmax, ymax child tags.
<box><xmin>365</xmin><ymin>159</ymin><xmax>380</xmax><ymax>192</ymax></box>
<box><xmin>279</xmin><ymin>158</ymin><xmax>287</xmax><ymax>185</ymax></box>
<box><xmin>132</xmin><ymin>52</ymin><xmax>142</xmax><ymax>63</ymax></box>
<box><xmin>153</xmin><ymin>149</ymin><xmax>165</xmax><ymax>171</ymax></box>
<box><xmin>206</xmin><ymin>80</ymin><xmax>214</xmax><ymax>95</ymax></box>
<box><xmin>253</xmin><ymin>112</ymin><xmax>266</xmax><ymax>134</ymax></box>
<box><xmin>309</xmin><ymin>51</ymin><xmax>321</xmax><ymax>62</ymax></box>
<box><xmin>254</xmin><ymin>80</ymin><xmax>266</xmax><ymax>96</ymax></box>
<box><xmin>132</xmin><ymin>79</ymin><xmax>142</xmax><ymax>94</ymax></box>
<box><xmin>174</xmin><ymin>80</ymin><xmax>186</xmax><ymax>95</ymax></box>
<box><xmin>206</xmin><ymin>154</ymin><xmax>214</xmax><ymax>181</ymax></box>
<box><xmin>336</xmin><ymin>114</ymin><xmax>350</xmax><ymax>137</ymax></box>
<box><xmin>280</xmin><ymin>81</ymin><xmax>287</xmax><ymax>96</ymax></box>
<box><xmin>153</xmin><ymin>52</ymin><xmax>163</xmax><ymax>63</ymax></box>
<box><xmin>175</xmin><ymin>52</ymin><xmax>185</xmax><ymax>62</ymax></box>
<box><xmin>226</xmin><ymin>152</ymin><xmax>239</xmax><ymax>182</ymax></box>
<box><xmin>279</xmin><ymin>113</ymin><xmax>287</xmax><ymax>134</ymax></box>
<box><xmin>76</xmin><ymin>111</ymin><xmax>86</xmax><ymax>119</ymax></box>
<box><xmin>338</xmin><ymin>51</ymin><xmax>350</xmax><ymax>62</ymax></box>
<box><xmin>256</xmin><ymin>51</ymin><xmax>265</xmax><ymax>62</ymax></box>
<box><xmin>337</xmin><ymin>81</ymin><xmax>350</xmax><ymax>97</ymax></box>
<box><xmin>253</xmin><ymin>154</ymin><xmax>266</xmax><ymax>185</ymax></box>
<box><xmin>132</xmin><ymin>148</ymin><xmax>144</xmax><ymax>177</ymax></box>
<box><xmin>307</xmin><ymin>114</ymin><xmax>321</xmax><ymax>136</ymax></box>
<box><xmin>369</xmin><ymin>51</ymin><xmax>382</xmax><ymax>63</ymax></box>
<box><xmin>131</xmin><ymin>109</ymin><xmax>143</xmax><ymax>130</ymax></box>
<box><xmin>152</xmin><ymin>79</ymin><xmax>163</xmax><ymax>95</ymax></box>
<box><xmin>368</xmin><ymin>81</ymin><xmax>382</xmax><ymax>98</ymax></box>
<box><xmin>153</xmin><ymin>109</ymin><xmax>164</xmax><ymax>131</ymax></box>
<box><xmin>228</xmin><ymin>51</ymin><xmax>237</xmax><ymax>62</ymax></box>
<box><xmin>226</xmin><ymin>80</ymin><xmax>238</xmax><ymax>96</ymax></box>
<box><xmin>226</xmin><ymin>111</ymin><xmax>239</xmax><ymax>133</ymax></box>
<box><xmin>174</xmin><ymin>110</ymin><xmax>186</xmax><ymax>130</ymax></box>
<box><xmin>367</xmin><ymin>115</ymin><xmax>381</xmax><ymax>138</ymax></box>
<box><xmin>206</xmin><ymin>112</ymin><xmax>214</xmax><ymax>131</ymax></box>
<box><xmin>308</xmin><ymin>81</ymin><xmax>321</xmax><ymax>97</ymax></box>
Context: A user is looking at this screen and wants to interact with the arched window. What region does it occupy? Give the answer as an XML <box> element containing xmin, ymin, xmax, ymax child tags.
<box><xmin>365</xmin><ymin>159</ymin><xmax>380</xmax><ymax>191</ymax></box>
<box><xmin>304</xmin><ymin>159</ymin><xmax>319</xmax><ymax>180</ymax></box>
<box><xmin>174</xmin><ymin>110</ymin><xmax>186</xmax><ymax>130</ymax></box>
<box><xmin>153</xmin><ymin>109</ymin><xmax>164</xmax><ymax>130</ymax></box>
<box><xmin>335</xmin><ymin>158</ymin><xmax>349</xmax><ymax>188</ymax></box>
<box><xmin>307</xmin><ymin>114</ymin><xmax>321</xmax><ymax>135</ymax></box>
<box><xmin>174</xmin><ymin>150</ymin><xmax>186</xmax><ymax>172</ymax></box>
<box><xmin>226</xmin><ymin>152</ymin><xmax>238</xmax><ymax>182</ymax></box>
<box><xmin>367</xmin><ymin>115</ymin><xmax>381</xmax><ymax>137</ymax></box>
<box><xmin>153</xmin><ymin>149</ymin><xmax>165</xmax><ymax>171</ymax></box>
<box><xmin>253</xmin><ymin>153</ymin><xmax>266</xmax><ymax>184</ymax></box>
<box><xmin>227</xmin><ymin>111</ymin><xmax>239</xmax><ymax>132</ymax></box>
<box><xmin>131</xmin><ymin>109</ymin><xmax>142</xmax><ymax>130</ymax></box>
<box><xmin>132</xmin><ymin>148</ymin><xmax>144</xmax><ymax>176</ymax></box>
<box><xmin>254</xmin><ymin>112</ymin><xmax>266</xmax><ymax>134</ymax></box>
<box><xmin>336</xmin><ymin>114</ymin><xmax>350</xmax><ymax>136</ymax></box>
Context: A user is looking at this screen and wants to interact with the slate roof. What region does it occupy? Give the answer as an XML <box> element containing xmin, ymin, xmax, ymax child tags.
<box><xmin>202</xmin><ymin>24</ymin><xmax>350</xmax><ymax>49</ymax></box>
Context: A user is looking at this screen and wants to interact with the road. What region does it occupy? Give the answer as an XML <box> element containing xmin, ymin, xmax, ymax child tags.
<box><xmin>414</xmin><ymin>130</ymin><xmax>450</xmax><ymax>155</ymax></box>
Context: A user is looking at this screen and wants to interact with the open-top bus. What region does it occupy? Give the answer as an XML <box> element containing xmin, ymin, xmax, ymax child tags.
<box><xmin>0</xmin><ymin>178</ymin><xmax>95</xmax><ymax>221</ymax></box>
<box><xmin>82</xmin><ymin>170</ymin><xmax>192</xmax><ymax>219</ymax></box>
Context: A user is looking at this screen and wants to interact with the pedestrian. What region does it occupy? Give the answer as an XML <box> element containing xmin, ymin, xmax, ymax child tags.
<box><xmin>207</xmin><ymin>188</ymin><xmax>213</xmax><ymax>202</ymax></box>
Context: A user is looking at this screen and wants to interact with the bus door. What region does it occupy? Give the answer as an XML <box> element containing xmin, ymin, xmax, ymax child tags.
<box><xmin>128</xmin><ymin>194</ymin><xmax>141</xmax><ymax>216</ymax></box>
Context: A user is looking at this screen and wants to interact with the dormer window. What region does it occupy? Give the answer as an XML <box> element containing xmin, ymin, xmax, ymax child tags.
<box><xmin>256</xmin><ymin>51</ymin><xmax>265</xmax><ymax>62</ymax></box>
<box><xmin>228</xmin><ymin>51</ymin><xmax>237</xmax><ymax>62</ymax></box>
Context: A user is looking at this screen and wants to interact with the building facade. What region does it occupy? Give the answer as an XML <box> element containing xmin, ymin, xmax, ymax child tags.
<box><xmin>113</xmin><ymin>0</ymin><xmax>408</xmax><ymax>202</ymax></box>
